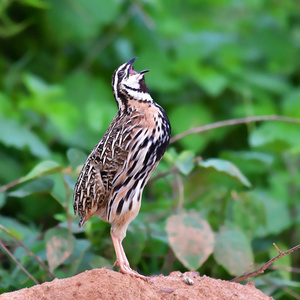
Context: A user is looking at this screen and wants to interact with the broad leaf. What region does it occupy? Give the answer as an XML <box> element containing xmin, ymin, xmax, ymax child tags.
<box><xmin>249</xmin><ymin>122</ymin><xmax>300</xmax><ymax>151</ymax></box>
<box><xmin>45</xmin><ymin>228</ymin><xmax>76</xmax><ymax>272</ymax></box>
<box><xmin>45</xmin><ymin>0</ymin><xmax>120</xmax><ymax>42</ymax></box>
<box><xmin>8</xmin><ymin>177</ymin><xmax>54</xmax><ymax>198</ymax></box>
<box><xmin>0</xmin><ymin>118</ymin><xmax>50</xmax><ymax>157</ymax></box>
<box><xmin>21</xmin><ymin>161</ymin><xmax>63</xmax><ymax>183</ymax></box>
<box><xmin>214</xmin><ymin>225</ymin><xmax>254</xmax><ymax>276</ymax></box>
<box><xmin>199</xmin><ymin>158</ymin><xmax>251</xmax><ymax>188</ymax></box>
<box><xmin>0</xmin><ymin>193</ymin><xmax>6</xmax><ymax>209</ymax></box>
<box><xmin>166</xmin><ymin>211</ymin><xmax>214</xmax><ymax>270</ymax></box>
<box><xmin>124</xmin><ymin>221</ymin><xmax>147</xmax><ymax>267</ymax></box>
<box><xmin>175</xmin><ymin>151</ymin><xmax>195</xmax><ymax>175</ymax></box>
<box><xmin>67</xmin><ymin>148</ymin><xmax>87</xmax><ymax>170</ymax></box>
<box><xmin>0</xmin><ymin>216</ymin><xmax>39</xmax><ymax>241</ymax></box>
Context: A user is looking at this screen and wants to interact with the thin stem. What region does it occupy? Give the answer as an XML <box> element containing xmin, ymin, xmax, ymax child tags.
<box><xmin>0</xmin><ymin>224</ymin><xmax>56</xmax><ymax>278</ymax></box>
<box><xmin>170</xmin><ymin>115</ymin><xmax>300</xmax><ymax>144</ymax></box>
<box><xmin>0</xmin><ymin>240</ymin><xmax>39</xmax><ymax>285</ymax></box>
<box><xmin>0</xmin><ymin>177</ymin><xmax>24</xmax><ymax>192</ymax></box>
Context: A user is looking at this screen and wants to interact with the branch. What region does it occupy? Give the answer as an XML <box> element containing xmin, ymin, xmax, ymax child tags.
<box><xmin>0</xmin><ymin>224</ymin><xmax>56</xmax><ymax>279</ymax></box>
<box><xmin>231</xmin><ymin>243</ymin><xmax>300</xmax><ymax>283</ymax></box>
<box><xmin>170</xmin><ymin>115</ymin><xmax>300</xmax><ymax>144</ymax></box>
<box><xmin>0</xmin><ymin>177</ymin><xmax>24</xmax><ymax>192</ymax></box>
<box><xmin>0</xmin><ymin>240</ymin><xmax>39</xmax><ymax>285</ymax></box>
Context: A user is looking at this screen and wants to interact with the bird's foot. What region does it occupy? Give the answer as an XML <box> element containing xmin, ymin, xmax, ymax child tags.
<box><xmin>113</xmin><ymin>260</ymin><xmax>148</xmax><ymax>280</ymax></box>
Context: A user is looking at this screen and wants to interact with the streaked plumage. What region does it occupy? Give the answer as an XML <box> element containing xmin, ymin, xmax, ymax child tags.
<box><xmin>73</xmin><ymin>58</ymin><xmax>171</xmax><ymax>278</ymax></box>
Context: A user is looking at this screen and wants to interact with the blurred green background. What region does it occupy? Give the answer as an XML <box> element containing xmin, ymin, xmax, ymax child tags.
<box><xmin>1</xmin><ymin>0</ymin><xmax>300</xmax><ymax>298</ymax></box>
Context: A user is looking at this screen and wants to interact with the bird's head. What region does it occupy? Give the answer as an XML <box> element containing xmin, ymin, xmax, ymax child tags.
<box><xmin>112</xmin><ymin>58</ymin><xmax>151</xmax><ymax>111</ymax></box>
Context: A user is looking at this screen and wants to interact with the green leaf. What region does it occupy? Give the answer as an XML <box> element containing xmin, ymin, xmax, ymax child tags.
<box><xmin>67</xmin><ymin>148</ymin><xmax>87</xmax><ymax>170</ymax></box>
<box><xmin>0</xmin><ymin>215</ymin><xmax>39</xmax><ymax>241</ymax></box>
<box><xmin>8</xmin><ymin>177</ymin><xmax>54</xmax><ymax>198</ymax></box>
<box><xmin>89</xmin><ymin>255</ymin><xmax>112</xmax><ymax>270</ymax></box>
<box><xmin>0</xmin><ymin>118</ymin><xmax>50</xmax><ymax>158</ymax></box>
<box><xmin>282</xmin><ymin>88</ymin><xmax>300</xmax><ymax>118</ymax></box>
<box><xmin>45</xmin><ymin>0</ymin><xmax>120</xmax><ymax>42</ymax></box>
<box><xmin>199</xmin><ymin>158</ymin><xmax>252</xmax><ymax>188</ymax></box>
<box><xmin>45</xmin><ymin>228</ymin><xmax>76</xmax><ymax>272</ymax></box>
<box><xmin>21</xmin><ymin>161</ymin><xmax>63</xmax><ymax>183</ymax></box>
<box><xmin>0</xmin><ymin>193</ymin><xmax>6</xmax><ymax>209</ymax></box>
<box><xmin>49</xmin><ymin>173</ymin><xmax>69</xmax><ymax>207</ymax></box>
<box><xmin>23</xmin><ymin>73</ymin><xmax>57</xmax><ymax>95</ymax></box>
<box><xmin>123</xmin><ymin>221</ymin><xmax>147</xmax><ymax>268</ymax></box>
<box><xmin>214</xmin><ymin>225</ymin><xmax>254</xmax><ymax>276</ymax></box>
<box><xmin>254</xmin><ymin>192</ymin><xmax>291</xmax><ymax>237</ymax></box>
<box><xmin>193</xmin><ymin>66</ymin><xmax>228</xmax><ymax>97</ymax></box>
<box><xmin>68</xmin><ymin>239</ymin><xmax>91</xmax><ymax>275</ymax></box>
<box><xmin>176</xmin><ymin>31</ymin><xmax>234</xmax><ymax>61</ymax></box>
<box><xmin>53</xmin><ymin>213</ymin><xmax>68</xmax><ymax>222</ymax></box>
<box><xmin>166</xmin><ymin>211</ymin><xmax>215</xmax><ymax>270</ymax></box>
<box><xmin>249</xmin><ymin>122</ymin><xmax>300</xmax><ymax>151</ymax></box>
<box><xmin>241</xmin><ymin>71</ymin><xmax>290</xmax><ymax>95</ymax></box>
<box><xmin>168</xmin><ymin>103</ymin><xmax>213</xmax><ymax>152</ymax></box>
<box><xmin>0</xmin><ymin>20</ymin><xmax>32</xmax><ymax>38</ymax></box>
<box><xmin>19</xmin><ymin>0</ymin><xmax>49</xmax><ymax>9</ymax></box>
<box><xmin>231</xmin><ymin>192</ymin><xmax>266</xmax><ymax>239</ymax></box>
<box><xmin>220</xmin><ymin>151</ymin><xmax>274</xmax><ymax>178</ymax></box>
<box><xmin>0</xmin><ymin>269</ymin><xmax>19</xmax><ymax>289</ymax></box>
<box><xmin>175</xmin><ymin>151</ymin><xmax>195</xmax><ymax>175</ymax></box>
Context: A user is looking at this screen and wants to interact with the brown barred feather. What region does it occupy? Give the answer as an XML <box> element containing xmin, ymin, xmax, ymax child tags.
<box><xmin>73</xmin><ymin>58</ymin><xmax>171</xmax><ymax>279</ymax></box>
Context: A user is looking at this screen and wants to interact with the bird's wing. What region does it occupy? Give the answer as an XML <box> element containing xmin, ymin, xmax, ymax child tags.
<box><xmin>73</xmin><ymin>113</ymin><xmax>143</xmax><ymax>226</ymax></box>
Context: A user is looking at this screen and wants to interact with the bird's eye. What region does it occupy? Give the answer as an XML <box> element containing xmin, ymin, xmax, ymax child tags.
<box><xmin>118</xmin><ymin>71</ymin><xmax>125</xmax><ymax>78</ymax></box>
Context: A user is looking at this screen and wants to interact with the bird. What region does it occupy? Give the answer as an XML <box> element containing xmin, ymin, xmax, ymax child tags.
<box><xmin>73</xmin><ymin>58</ymin><xmax>171</xmax><ymax>279</ymax></box>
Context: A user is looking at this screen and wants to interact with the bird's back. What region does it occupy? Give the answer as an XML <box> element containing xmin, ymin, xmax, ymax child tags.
<box><xmin>73</xmin><ymin>111</ymin><xmax>137</xmax><ymax>226</ymax></box>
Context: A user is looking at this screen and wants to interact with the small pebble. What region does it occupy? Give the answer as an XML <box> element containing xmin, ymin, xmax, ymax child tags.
<box><xmin>183</xmin><ymin>275</ymin><xmax>194</xmax><ymax>285</ymax></box>
<box><xmin>159</xmin><ymin>288</ymin><xmax>175</xmax><ymax>294</ymax></box>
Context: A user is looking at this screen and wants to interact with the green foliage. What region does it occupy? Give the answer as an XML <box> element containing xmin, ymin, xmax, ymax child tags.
<box><xmin>214</xmin><ymin>225</ymin><xmax>254</xmax><ymax>276</ymax></box>
<box><xmin>1</xmin><ymin>1</ymin><xmax>300</xmax><ymax>299</ymax></box>
<box><xmin>199</xmin><ymin>158</ymin><xmax>252</xmax><ymax>188</ymax></box>
<box><xmin>45</xmin><ymin>228</ymin><xmax>76</xmax><ymax>272</ymax></box>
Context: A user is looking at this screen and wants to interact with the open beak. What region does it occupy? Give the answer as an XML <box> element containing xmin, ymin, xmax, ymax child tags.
<box><xmin>127</xmin><ymin>57</ymin><xmax>150</xmax><ymax>75</ymax></box>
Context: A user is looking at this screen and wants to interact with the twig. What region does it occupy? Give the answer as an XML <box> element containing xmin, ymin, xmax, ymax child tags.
<box><xmin>170</xmin><ymin>115</ymin><xmax>300</xmax><ymax>144</ymax></box>
<box><xmin>0</xmin><ymin>177</ymin><xmax>24</xmax><ymax>192</ymax></box>
<box><xmin>0</xmin><ymin>240</ymin><xmax>39</xmax><ymax>285</ymax></box>
<box><xmin>0</xmin><ymin>224</ymin><xmax>56</xmax><ymax>279</ymax></box>
<box><xmin>231</xmin><ymin>243</ymin><xmax>300</xmax><ymax>283</ymax></box>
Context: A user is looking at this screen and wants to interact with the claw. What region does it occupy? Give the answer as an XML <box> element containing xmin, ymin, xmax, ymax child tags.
<box><xmin>111</xmin><ymin>231</ymin><xmax>147</xmax><ymax>280</ymax></box>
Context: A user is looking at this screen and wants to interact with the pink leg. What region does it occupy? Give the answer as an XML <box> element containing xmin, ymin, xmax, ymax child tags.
<box><xmin>110</xmin><ymin>230</ymin><xmax>146</xmax><ymax>280</ymax></box>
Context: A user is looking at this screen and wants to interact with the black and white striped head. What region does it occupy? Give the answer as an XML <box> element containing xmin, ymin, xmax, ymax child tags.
<box><xmin>112</xmin><ymin>58</ymin><xmax>152</xmax><ymax>111</ymax></box>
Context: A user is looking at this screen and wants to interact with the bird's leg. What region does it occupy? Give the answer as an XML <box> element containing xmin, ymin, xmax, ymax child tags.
<box><xmin>110</xmin><ymin>230</ymin><xmax>146</xmax><ymax>280</ymax></box>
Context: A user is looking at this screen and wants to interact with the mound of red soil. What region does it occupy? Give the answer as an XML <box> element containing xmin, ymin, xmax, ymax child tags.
<box><xmin>0</xmin><ymin>268</ymin><xmax>272</xmax><ymax>300</ymax></box>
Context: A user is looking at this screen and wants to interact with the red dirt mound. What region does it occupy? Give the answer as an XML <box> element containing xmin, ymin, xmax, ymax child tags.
<box><xmin>0</xmin><ymin>268</ymin><xmax>273</xmax><ymax>300</ymax></box>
